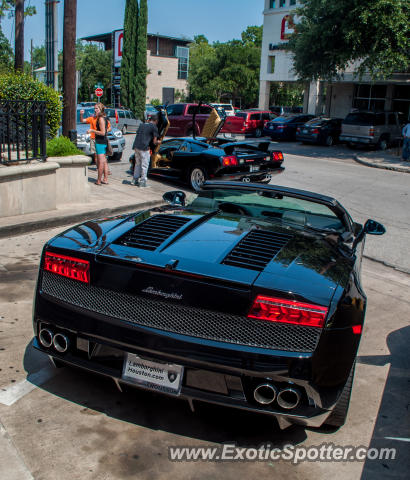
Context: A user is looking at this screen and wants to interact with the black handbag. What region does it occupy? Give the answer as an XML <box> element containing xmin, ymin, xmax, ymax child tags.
<box><xmin>104</xmin><ymin>118</ymin><xmax>113</xmax><ymax>156</ymax></box>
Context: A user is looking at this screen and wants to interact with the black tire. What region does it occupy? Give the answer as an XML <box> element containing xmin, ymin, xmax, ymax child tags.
<box><xmin>122</xmin><ymin>125</ymin><xmax>127</xmax><ymax>135</ymax></box>
<box><xmin>254</xmin><ymin>127</ymin><xmax>262</xmax><ymax>138</ymax></box>
<box><xmin>186</xmin><ymin>128</ymin><xmax>194</xmax><ymax>137</ymax></box>
<box><xmin>324</xmin><ymin>361</ymin><xmax>356</xmax><ymax>427</ymax></box>
<box><xmin>110</xmin><ymin>152</ymin><xmax>122</xmax><ymax>161</ymax></box>
<box><xmin>325</xmin><ymin>135</ymin><xmax>334</xmax><ymax>147</ymax></box>
<box><xmin>188</xmin><ymin>165</ymin><xmax>207</xmax><ymax>192</ymax></box>
<box><xmin>377</xmin><ymin>136</ymin><xmax>389</xmax><ymax>151</ymax></box>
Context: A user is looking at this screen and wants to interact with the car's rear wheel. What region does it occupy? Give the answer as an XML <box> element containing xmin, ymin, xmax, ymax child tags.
<box><xmin>254</xmin><ymin>127</ymin><xmax>262</xmax><ymax>138</ymax></box>
<box><xmin>377</xmin><ymin>136</ymin><xmax>389</xmax><ymax>151</ymax></box>
<box><xmin>324</xmin><ymin>361</ymin><xmax>355</xmax><ymax>427</ymax></box>
<box><xmin>189</xmin><ymin>165</ymin><xmax>207</xmax><ymax>192</ymax></box>
<box><xmin>122</xmin><ymin>125</ymin><xmax>127</xmax><ymax>135</ymax></box>
<box><xmin>325</xmin><ymin>135</ymin><xmax>334</xmax><ymax>147</ymax></box>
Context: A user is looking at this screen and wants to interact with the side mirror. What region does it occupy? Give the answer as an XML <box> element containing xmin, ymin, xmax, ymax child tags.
<box><xmin>162</xmin><ymin>190</ymin><xmax>186</xmax><ymax>207</ymax></box>
<box><xmin>364</xmin><ymin>219</ymin><xmax>386</xmax><ymax>235</ymax></box>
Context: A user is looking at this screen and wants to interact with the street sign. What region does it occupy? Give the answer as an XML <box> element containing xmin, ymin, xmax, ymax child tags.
<box><xmin>95</xmin><ymin>88</ymin><xmax>103</xmax><ymax>97</ymax></box>
<box><xmin>94</xmin><ymin>83</ymin><xmax>104</xmax><ymax>89</ymax></box>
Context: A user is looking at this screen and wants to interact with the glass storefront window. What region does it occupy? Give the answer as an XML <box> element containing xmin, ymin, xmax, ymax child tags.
<box><xmin>269</xmin><ymin>0</ymin><xmax>276</xmax><ymax>8</ymax></box>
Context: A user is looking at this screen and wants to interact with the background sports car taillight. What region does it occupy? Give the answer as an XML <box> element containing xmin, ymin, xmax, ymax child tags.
<box><xmin>248</xmin><ymin>295</ymin><xmax>328</xmax><ymax>327</ymax></box>
<box><xmin>271</xmin><ymin>151</ymin><xmax>284</xmax><ymax>162</ymax></box>
<box><xmin>222</xmin><ymin>155</ymin><xmax>239</xmax><ymax>166</ymax></box>
<box><xmin>44</xmin><ymin>252</ymin><xmax>90</xmax><ymax>283</ymax></box>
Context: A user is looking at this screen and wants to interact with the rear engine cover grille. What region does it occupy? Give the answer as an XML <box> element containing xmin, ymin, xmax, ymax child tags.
<box><xmin>222</xmin><ymin>230</ymin><xmax>292</xmax><ymax>271</ymax></box>
<box><xmin>114</xmin><ymin>214</ymin><xmax>190</xmax><ymax>251</ymax></box>
<box><xmin>41</xmin><ymin>271</ymin><xmax>321</xmax><ymax>352</ymax></box>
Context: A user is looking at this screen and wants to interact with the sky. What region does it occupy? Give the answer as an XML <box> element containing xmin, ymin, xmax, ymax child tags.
<box><xmin>1</xmin><ymin>0</ymin><xmax>264</xmax><ymax>60</ymax></box>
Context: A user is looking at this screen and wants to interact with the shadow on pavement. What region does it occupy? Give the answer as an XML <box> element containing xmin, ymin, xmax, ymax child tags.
<box><xmin>23</xmin><ymin>342</ymin><xmax>307</xmax><ymax>448</ymax></box>
<box><xmin>358</xmin><ymin>325</ymin><xmax>410</xmax><ymax>479</ymax></box>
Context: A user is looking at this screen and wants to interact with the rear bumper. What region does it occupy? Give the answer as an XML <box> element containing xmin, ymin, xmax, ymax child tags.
<box><xmin>32</xmin><ymin>291</ymin><xmax>350</xmax><ymax>428</ymax></box>
<box><xmin>339</xmin><ymin>135</ymin><xmax>374</xmax><ymax>145</ymax></box>
<box><xmin>215</xmin><ymin>166</ymin><xmax>284</xmax><ymax>182</ymax></box>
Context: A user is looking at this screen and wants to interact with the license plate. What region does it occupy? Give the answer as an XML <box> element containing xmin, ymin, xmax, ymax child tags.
<box><xmin>250</xmin><ymin>165</ymin><xmax>260</xmax><ymax>172</ymax></box>
<box><xmin>122</xmin><ymin>353</ymin><xmax>184</xmax><ymax>394</ymax></box>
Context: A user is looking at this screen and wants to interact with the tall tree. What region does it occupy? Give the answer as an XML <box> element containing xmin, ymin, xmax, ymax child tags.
<box><xmin>121</xmin><ymin>0</ymin><xmax>138</xmax><ymax>110</ymax></box>
<box><xmin>62</xmin><ymin>0</ymin><xmax>77</xmax><ymax>137</ymax></box>
<box><xmin>287</xmin><ymin>0</ymin><xmax>410</xmax><ymax>81</ymax></box>
<box><xmin>188</xmin><ymin>29</ymin><xmax>262</xmax><ymax>107</ymax></box>
<box><xmin>0</xmin><ymin>26</ymin><xmax>13</xmax><ymax>73</ymax></box>
<box><xmin>134</xmin><ymin>0</ymin><xmax>147</xmax><ymax>120</ymax></box>
<box><xmin>77</xmin><ymin>43</ymin><xmax>111</xmax><ymax>104</ymax></box>
<box><xmin>14</xmin><ymin>0</ymin><xmax>24</xmax><ymax>70</ymax></box>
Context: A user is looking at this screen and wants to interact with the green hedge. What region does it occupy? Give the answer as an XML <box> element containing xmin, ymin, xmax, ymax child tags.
<box><xmin>0</xmin><ymin>72</ymin><xmax>62</xmax><ymax>138</ymax></box>
<box><xmin>46</xmin><ymin>136</ymin><xmax>84</xmax><ymax>157</ymax></box>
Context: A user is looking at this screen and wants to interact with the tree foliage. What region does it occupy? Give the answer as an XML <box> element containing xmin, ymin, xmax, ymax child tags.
<box><xmin>121</xmin><ymin>0</ymin><xmax>138</xmax><ymax>111</ymax></box>
<box><xmin>188</xmin><ymin>26</ymin><xmax>262</xmax><ymax>107</ymax></box>
<box><xmin>76</xmin><ymin>42</ymin><xmax>111</xmax><ymax>105</ymax></box>
<box><xmin>288</xmin><ymin>0</ymin><xmax>410</xmax><ymax>81</ymax></box>
<box><xmin>0</xmin><ymin>72</ymin><xmax>62</xmax><ymax>137</ymax></box>
<box><xmin>31</xmin><ymin>45</ymin><xmax>45</xmax><ymax>70</ymax></box>
<box><xmin>0</xmin><ymin>25</ymin><xmax>13</xmax><ymax>73</ymax></box>
<box><xmin>134</xmin><ymin>0</ymin><xmax>147</xmax><ymax>120</ymax></box>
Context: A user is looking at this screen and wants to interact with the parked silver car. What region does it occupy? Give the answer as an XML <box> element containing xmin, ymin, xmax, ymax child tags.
<box><xmin>340</xmin><ymin>111</ymin><xmax>405</xmax><ymax>150</ymax></box>
<box><xmin>105</xmin><ymin>108</ymin><xmax>141</xmax><ymax>135</ymax></box>
<box><xmin>76</xmin><ymin>108</ymin><xmax>126</xmax><ymax>161</ymax></box>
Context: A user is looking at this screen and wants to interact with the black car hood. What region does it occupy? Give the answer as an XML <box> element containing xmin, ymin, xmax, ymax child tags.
<box><xmin>48</xmin><ymin>210</ymin><xmax>350</xmax><ymax>306</ymax></box>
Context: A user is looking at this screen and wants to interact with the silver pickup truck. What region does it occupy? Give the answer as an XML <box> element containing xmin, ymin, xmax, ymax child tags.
<box><xmin>340</xmin><ymin>111</ymin><xmax>404</xmax><ymax>150</ymax></box>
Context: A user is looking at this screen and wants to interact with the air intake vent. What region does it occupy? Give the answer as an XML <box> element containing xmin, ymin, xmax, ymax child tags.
<box><xmin>222</xmin><ymin>229</ymin><xmax>292</xmax><ymax>271</ymax></box>
<box><xmin>114</xmin><ymin>215</ymin><xmax>190</xmax><ymax>251</ymax></box>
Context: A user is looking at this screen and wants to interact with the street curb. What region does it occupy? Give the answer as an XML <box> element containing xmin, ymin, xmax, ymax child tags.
<box><xmin>353</xmin><ymin>154</ymin><xmax>410</xmax><ymax>173</ymax></box>
<box><xmin>0</xmin><ymin>200</ymin><xmax>164</xmax><ymax>239</ymax></box>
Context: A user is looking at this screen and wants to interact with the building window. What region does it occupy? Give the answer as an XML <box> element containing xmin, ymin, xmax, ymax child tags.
<box><xmin>279</xmin><ymin>0</ymin><xmax>286</xmax><ymax>7</ymax></box>
<box><xmin>176</xmin><ymin>46</ymin><xmax>189</xmax><ymax>79</ymax></box>
<box><xmin>353</xmin><ymin>84</ymin><xmax>386</xmax><ymax>111</ymax></box>
<box><xmin>269</xmin><ymin>56</ymin><xmax>275</xmax><ymax>74</ymax></box>
<box><xmin>269</xmin><ymin>0</ymin><xmax>276</xmax><ymax>8</ymax></box>
<box><xmin>290</xmin><ymin>0</ymin><xmax>296</xmax><ymax>5</ymax></box>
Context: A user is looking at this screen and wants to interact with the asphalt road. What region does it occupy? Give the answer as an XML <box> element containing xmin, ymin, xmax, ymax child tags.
<box><xmin>115</xmin><ymin>134</ymin><xmax>410</xmax><ymax>273</ymax></box>
<box><xmin>0</xmin><ymin>227</ymin><xmax>408</xmax><ymax>480</ymax></box>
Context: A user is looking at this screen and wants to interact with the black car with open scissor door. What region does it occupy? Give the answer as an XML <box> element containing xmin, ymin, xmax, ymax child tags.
<box><xmin>32</xmin><ymin>181</ymin><xmax>385</xmax><ymax>430</ymax></box>
<box><xmin>130</xmin><ymin>105</ymin><xmax>284</xmax><ymax>191</ymax></box>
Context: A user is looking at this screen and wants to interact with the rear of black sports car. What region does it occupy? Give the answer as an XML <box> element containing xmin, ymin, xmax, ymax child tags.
<box><xmin>32</xmin><ymin>204</ymin><xmax>366</xmax><ymax>429</ymax></box>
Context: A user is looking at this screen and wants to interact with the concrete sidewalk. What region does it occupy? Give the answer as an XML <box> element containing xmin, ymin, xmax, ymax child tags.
<box><xmin>354</xmin><ymin>147</ymin><xmax>410</xmax><ymax>173</ymax></box>
<box><xmin>0</xmin><ymin>167</ymin><xmax>171</xmax><ymax>239</ymax></box>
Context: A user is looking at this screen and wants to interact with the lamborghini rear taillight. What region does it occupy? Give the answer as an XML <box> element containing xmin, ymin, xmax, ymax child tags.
<box><xmin>248</xmin><ymin>295</ymin><xmax>328</xmax><ymax>328</ymax></box>
<box><xmin>271</xmin><ymin>151</ymin><xmax>284</xmax><ymax>162</ymax></box>
<box><xmin>222</xmin><ymin>155</ymin><xmax>238</xmax><ymax>167</ymax></box>
<box><xmin>44</xmin><ymin>252</ymin><xmax>90</xmax><ymax>283</ymax></box>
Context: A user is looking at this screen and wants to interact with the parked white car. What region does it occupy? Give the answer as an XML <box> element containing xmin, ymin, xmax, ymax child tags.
<box><xmin>211</xmin><ymin>103</ymin><xmax>235</xmax><ymax>116</ymax></box>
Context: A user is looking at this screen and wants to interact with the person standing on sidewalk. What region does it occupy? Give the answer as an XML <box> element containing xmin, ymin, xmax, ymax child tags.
<box><xmin>87</xmin><ymin>103</ymin><xmax>109</xmax><ymax>185</ymax></box>
<box><xmin>131</xmin><ymin>116</ymin><xmax>160</xmax><ymax>187</ymax></box>
<box><xmin>402</xmin><ymin>121</ymin><xmax>410</xmax><ymax>161</ymax></box>
<box><xmin>80</xmin><ymin>106</ymin><xmax>112</xmax><ymax>173</ymax></box>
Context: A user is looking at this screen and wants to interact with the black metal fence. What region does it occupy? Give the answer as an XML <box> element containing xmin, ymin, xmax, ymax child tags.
<box><xmin>0</xmin><ymin>100</ymin><xmax>47</xmax><ymax>163</ymax></box>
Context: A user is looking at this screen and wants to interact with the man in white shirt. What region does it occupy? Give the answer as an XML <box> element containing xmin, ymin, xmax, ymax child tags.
<box><xmin>402</xmin><ymin>122</ymin><xmax>410</xmax><ymax>161</ymax></box>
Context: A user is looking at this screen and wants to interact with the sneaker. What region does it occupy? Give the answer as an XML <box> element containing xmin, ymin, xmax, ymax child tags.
<box><xmin>139</xmin><ymin>180</ymin><xmax>147</xmax><ymax>187</ymax></box>
<box><xmin>131</xmin><ymin>178</ymin><xmax>139</xmax><ymax>186</ymax></box>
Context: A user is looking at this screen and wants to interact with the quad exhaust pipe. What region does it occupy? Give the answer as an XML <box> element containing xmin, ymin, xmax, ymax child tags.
<box><xmin>39</xmin><ymin>328</ymin><xmax>69</xmax><ymax>353</ymax></box>
<box><xmin>277</xmin><ymin>387</ymin><xmax>301</xmax><ymax>410</ymax></box>
<box><xmin>253</xmin><ymin>383</ymin><xmax>301</xmax><ymax>409</ymax></box>
<box><xmin>254</xmin><ymin>383</ymin><xmax>278</xmax><ymax>405</ymax></box>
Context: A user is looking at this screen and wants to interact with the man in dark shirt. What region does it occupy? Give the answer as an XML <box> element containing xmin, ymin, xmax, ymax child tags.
<box><xmin>131</xmin><ymin>116</ymin><xmax>160</xmax><ymax>187</ymax></box>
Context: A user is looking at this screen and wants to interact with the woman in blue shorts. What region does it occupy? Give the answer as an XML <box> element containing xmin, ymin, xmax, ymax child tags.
<box><xmin>88</xmin><ymin>103</ymin><xmax>109</xmax><ymax>185</ymax></box>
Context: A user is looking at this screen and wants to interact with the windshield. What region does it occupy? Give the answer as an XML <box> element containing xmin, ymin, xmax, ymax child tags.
<box><xmin>186</xmin><ymin>188</ymin><xmax>346</xmax><ymax>232</ymax></box>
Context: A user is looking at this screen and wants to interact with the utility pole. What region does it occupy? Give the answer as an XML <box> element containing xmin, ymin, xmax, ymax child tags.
<box><xmin>45</xmin><ymin>0</ymin><xmax>59</xmax><ymax>91</ymax></box>
<box><xmin>14</xmin><ymin>0</ymin><xmax>24</xmax><ymax>71</ymax></box>
<box><xmin>62</xmin><ymin>0</ymin><xmax>77</xmax><ymax>138</ymax></box>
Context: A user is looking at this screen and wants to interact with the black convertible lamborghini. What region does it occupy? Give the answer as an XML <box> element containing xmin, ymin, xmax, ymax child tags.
<box><xmin>129</xmin><ymin>105</ymin><xmax>284</xmax><ymax>191</ymax></box>
<box><xmin>32</xmin><ymin>181</ymin><xmax>385</xmax><ymax>430</ymax></box>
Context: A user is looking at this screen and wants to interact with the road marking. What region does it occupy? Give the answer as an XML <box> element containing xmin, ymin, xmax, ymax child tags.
<box><xmin>0</xmin><ymin>366</ymin><xmax>57</xmax><ymax>406</ymax></box>
<box><xmin>384</xmin><ymin>437</ymin><xmax>410</xmax><ymax>443</ymax></box>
